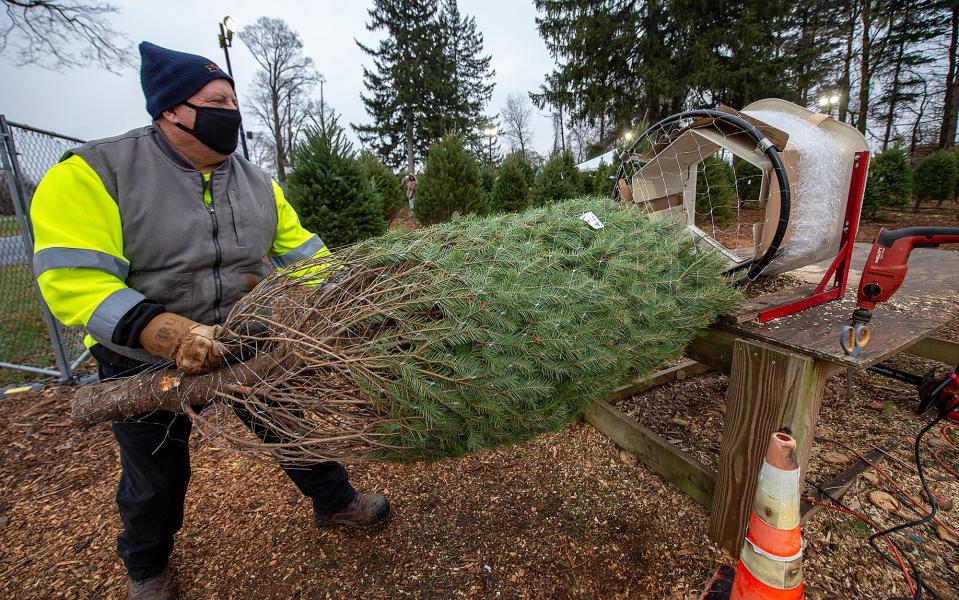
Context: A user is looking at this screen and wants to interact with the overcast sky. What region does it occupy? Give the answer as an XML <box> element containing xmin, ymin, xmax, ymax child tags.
<box><xmin>0</xmin><ymin>0</ymin><xmax>557</xmax><ymax>156</ymax></box>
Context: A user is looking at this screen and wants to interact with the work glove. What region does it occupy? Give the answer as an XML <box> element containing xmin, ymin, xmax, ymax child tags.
<box><xmin>139</xmin><ymin>312</ymin><xmax>225</xmax><ymax>375</ymax></box>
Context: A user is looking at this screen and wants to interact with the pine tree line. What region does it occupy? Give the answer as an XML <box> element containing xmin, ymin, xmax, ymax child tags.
<box><xmin>533</xmin><ymin>0</ymin><xmax>959</xmax><ymax>152</ymax></box>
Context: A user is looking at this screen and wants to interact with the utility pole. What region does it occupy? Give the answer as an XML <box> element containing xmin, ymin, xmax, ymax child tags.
<box><xmin>218</xmin><ymin>16</ymin><xmax>250</xmax><ymax>160</ymax></box>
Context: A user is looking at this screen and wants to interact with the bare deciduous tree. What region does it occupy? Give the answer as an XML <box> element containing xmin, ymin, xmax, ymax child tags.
<box><xmin>239</xmin><ymin>17</ymin><xmax>320</xmax><ymax>183</ymax></box>
<box><xmin>247</xmin><ymin>130</ymin><xmax>277</xmax><ymax>177</ymax></box>
<box><xmin>500</xmin><ymin>92</ymin><xmax>534</xmax><ymax>160</ymax></box>
<box><xmin>566</xmin><ymin>119</ymin><xmax>600</xmax><ymax>163</ymax></box>
<box><xmin>1</xmin><ymin>0</ymin><xmax>130</xmax><ymax>72</ymax></box>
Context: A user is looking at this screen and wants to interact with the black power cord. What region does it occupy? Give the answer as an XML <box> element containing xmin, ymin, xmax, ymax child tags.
<box><xmin>805</xmin><ymin>478</ymin><xmax>931</xmax><ymax>599</ymax></box>
<box><xmin>869</xmin><ymin>378</ymin><xmax>953</xmax><ymax>600</ymax></box>
<box><xmin>820</xmin><ymin>375</ymin><xmax>954</xmax><ymax>599</ymax></box>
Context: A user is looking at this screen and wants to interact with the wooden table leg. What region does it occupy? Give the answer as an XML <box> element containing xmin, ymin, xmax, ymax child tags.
<box><xmin>708</xmin><ymin>338</ymin><xmax>837</xmax><ymax>555</ymax></box>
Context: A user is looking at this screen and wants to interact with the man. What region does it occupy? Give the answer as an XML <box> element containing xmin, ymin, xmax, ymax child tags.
<box><xmin>401</xmin><ymin>172</ymin><xmax>416</xmax><ymax>210</ymax></box>
<box><xmin>31</xmin><ymin>42</ymin><xmax>390</xmax><ymax>600</ymax></box>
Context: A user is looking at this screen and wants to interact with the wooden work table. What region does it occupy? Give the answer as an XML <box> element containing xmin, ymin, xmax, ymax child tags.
<box><xmin>586</xmin><ymin>243</ymin><xmax>959</xmax><ymax>555</ymax></box>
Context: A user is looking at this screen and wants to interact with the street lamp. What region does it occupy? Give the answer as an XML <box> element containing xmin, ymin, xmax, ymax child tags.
<box><xmin>817</xmin><ymin>92</ymin><xmax>840</xmax><ymax>117</ymax></box>
<box><xmin>623</xmin><ymin>130</ymin><xmax>635</xmax><ymax>143</ymax></box>
<box><xmin>218</xmin><ymin>16</ymin><xmax>250</xmax><ymax>160</ymax></box>
<box><xmin>483</xmin><ymin>126</ymin><xmax>497</xmax><ymax>163</ymax></box>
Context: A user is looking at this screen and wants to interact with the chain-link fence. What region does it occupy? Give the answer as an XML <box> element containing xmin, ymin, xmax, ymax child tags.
<box><xmin>0</xmin><ymin>115</ymin><xmax>88</xmax><ymax>384</ymax></box>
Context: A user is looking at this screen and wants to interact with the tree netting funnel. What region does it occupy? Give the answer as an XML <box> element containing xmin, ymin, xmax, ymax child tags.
<box><xmin>614</xmin><ymin>98</ymin><xmax>868</xmax><ymax>280</ymax></box>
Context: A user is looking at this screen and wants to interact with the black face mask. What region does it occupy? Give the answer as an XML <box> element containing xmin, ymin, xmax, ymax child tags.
<box><xmin>175</xmin><ymin>101</ymin><xmax>241</xmax><ymax>155</ymax></box>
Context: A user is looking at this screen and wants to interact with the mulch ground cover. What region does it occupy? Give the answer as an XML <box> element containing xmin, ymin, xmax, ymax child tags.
<box><xmin>857</xmin><ymin>205</ymin><xmax>959</xmax><ymax>251</ymax></box>
<box><xmin>2</xmin><ymin>384</ymin><xmax>730</xmax><ymax>599</ymax></box>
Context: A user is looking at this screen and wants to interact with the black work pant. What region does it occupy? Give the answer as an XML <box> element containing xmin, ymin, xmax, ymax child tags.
<box><xmin>98</xmin><ymin>353</ymin><xmax>356</xmax><ymax>581</ymax></box>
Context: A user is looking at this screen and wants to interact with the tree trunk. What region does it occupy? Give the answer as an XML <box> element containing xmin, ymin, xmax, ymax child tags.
<box><xmin>71</xmin><ymin>358</ymin><xmax>269</xmax><ymax>427</ymax></box>
<box><xmin>882</xmin><ymin>38</ymin><xmax>906</xmax><ymax>150</ymax></box>
<box><xmin>911</xmin><ymin>82</ymin><xmax>929</xmax><ymax>153</ymax></box>
<box><xmin>406</xmin><ymin>111</ymin><xmax>415</xmax><ymax>175</ymax></box>
<box><xmin>272</xmin><ymin>92</ymin><xmax>286</xmax><ymax>183</ymax></box>
<box><xmin>941</xmin><ymin>4</ymin><xmax>959</xmax><ymax>148</ymax></box>
<box><xmin>838</xmin><ymin>2</ymin><xmax>857</xmax><ymax>124</ymax></box>
<box><xmin>858</xmin><ymin>0</ymin><xmax>871</xmax><ymax>135</ymax></box>
<box><xmin>558</xmin><ymin>104</ymin><xmax>565</xmax><ymax>151</ymax></box>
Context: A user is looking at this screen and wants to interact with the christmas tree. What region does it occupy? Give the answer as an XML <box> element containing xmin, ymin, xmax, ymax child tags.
<box><xmin>695</xmin><ymin>156</ymin><xmax>734</xmax><ymax>223</ymax></box>
<box><xmin>491</xmin><ymin>151</ymin><xmax>533</xmax><ymax>213</ymax></box>
<box><xmin>287</xmin><ymin>114</ymin><xmax>386</xmax><ymax>248</ymax></box>
<box><xmin>734</xmin><ymin>160</ymin><xmax>763</xmax><ymax>203</ymax></box>
<box><xmin>585</xmin><ymin>159</ymin><xmax>617</xmax><ymax>197</ymax></box>
<box><xmin>75</xmin><ymin>198</ymin><xmax>741</xmax><ymax>464</ymax></box>
<box><xmin>414</xmin><ymin>133</ymin><xmax>489</xmax><ymax>224</ymax></box>
<box><xmin>531</xmin><ymin>149</ymin><xmax>581</xmax><ymax>206</ymax></box>
<box><xmin>863</xmin><ymin>145</ymin><xmax>913</xmax><ymax>217</ymax></box>
<box><xmin>358</xmin><ymin>150</ymin><xmax>407</xmax><ymax>222</ymax></box>
<box><xmin>914</xmin><ymin>150</ymin><xmax>958</xmax><ymax>207</ymax></box>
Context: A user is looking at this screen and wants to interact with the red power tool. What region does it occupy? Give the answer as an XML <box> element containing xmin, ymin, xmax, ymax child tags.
<box><xmin>869</xmin><ymin>363</ymin><xmax>959</xmax><ymax>422</ymax></box>
<box><xmin>840</xmin><ymin>226</ymin><xmax>959</xmax><ymax>357</ymax></box>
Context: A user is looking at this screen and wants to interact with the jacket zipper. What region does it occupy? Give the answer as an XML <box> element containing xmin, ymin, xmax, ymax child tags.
<box><xmin>204</xmin><ymin>175</ymin><xmax>224</xmax><ymax>323</ymax></box>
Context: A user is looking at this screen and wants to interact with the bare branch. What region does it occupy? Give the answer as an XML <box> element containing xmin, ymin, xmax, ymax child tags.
<box><xmin>1</xmin><ymin>0</ymin><xmax>131</xmax><ymax>73</ymax></box>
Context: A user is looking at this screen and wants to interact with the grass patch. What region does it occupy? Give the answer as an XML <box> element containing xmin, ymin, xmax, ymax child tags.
<box><xmin>880</xmin><ymin>401</ymin><xmax>894</xmax><ymax>423</ymax></box>
<box><xmin>0</xmin><ymin>215</ymin><xmax>22</xmax><ymax>238</ymax></box>
<box><xmin>0</xmin><ymin>263</ymin><xmax>55</xmax><ymax>386</ymax></box>
<box><xmin>832</xmin><ymin>515</ymin><xmax>873</xmax><ymax>539</ymax></box>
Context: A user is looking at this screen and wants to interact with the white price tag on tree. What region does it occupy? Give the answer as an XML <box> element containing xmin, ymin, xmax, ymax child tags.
<box><xmin>579</xmin><ymin>211</ymin><xmax>605</xmax><ymax>230</ymax></box>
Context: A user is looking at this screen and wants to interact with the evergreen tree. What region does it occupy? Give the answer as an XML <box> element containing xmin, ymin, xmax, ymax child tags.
<box><xmin>589</xmin><ymin>160</ymin><xmax>618</xmax><ymax>198</ymax></box>
<box><xmin>695</xmin><ymin>156</ymin><xmax>735</xmax><ymax>223</ymax></box>
<box><xmin>533</xmin><ymin>1</ymin><xmax>658</xmax><ymax>141</ymax></box>
<box><xmin>532</xmin><ymin>1</ymin><xmax>834</xmax><ymax>145</ymax></box>
<box><xmin>358</xmin><ymin>150</ymin><xmax>407</xmax><ymax>223</ymax></box>
<box><xmin>786</xmin><ymin>0</ymin><xmax>846</xmax><ymax>107</ymax></box>
<box><xmin>531</xmin><ymin>150</ymin><xmax>582</xmax><ymax>206</ymax></box>
<box><xmin>438</xmin><ymin>0</ymin><xmax>496</xmax><ymax>154</ymax></box>
<box><xmin>355</xmin><ymin>0</ymin><xmax>496</xmax><ymax>172</ymax></box>
<box><xmin>354</xmin><ymin>0</ymin><xmax>446</xmax><ymax>172</ymax></box>
<box><xmin>862</xmin><ymin>145</ymin><xmax>913</xmax><ymax>217</ymax></box>
<box><xmin>871</xmin><ymin>0</ymin><xmax>947</xmax><ymax>149</ymax></box>
<box><xmin>478</xmin><ymin>163</ymin><xmax>497</xmax><ymax>203</ymax></box>
<box><xmin>914</xmin><ymin>150</ymin><xmax>958</xmax><ymax>206</ymax></box>
<box><xmin>491</xmin><ymin>152</ymin><xmax>533</xmax><ymax>213</ymax></box>
<box><xmin>516</xmin><ymin>151</ymin><xmax>535</xmax><ymax>189</ymax></box>
<box><xmin>734</xmin><ymin>160</ymin><xmax>764</xmax><ymax>203</ymax></box>
<box><xmin>414</xmin><ymin>133</ymin><xmax>488</xmax><ymax>224</ymax></box>
<box><xmin>287</xmin><ymin>114</ymin><xmax>386</xmax><ymax>248</ymax></box>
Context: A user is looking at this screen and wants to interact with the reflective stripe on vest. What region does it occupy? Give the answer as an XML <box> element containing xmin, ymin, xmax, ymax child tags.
<box><xmin>86</xmin><ymin>287</ymin><xmax>146</xmax><ymax>343</ymax></box>
<box><xmin>34</xmin><ymin>247</ymin><xmax>130</xmax><ymax>280</ymax></box>
<box><xmin>270</xmin><ymin>234</ymin><xmax>326</xmax><ymax>268</ymax></box>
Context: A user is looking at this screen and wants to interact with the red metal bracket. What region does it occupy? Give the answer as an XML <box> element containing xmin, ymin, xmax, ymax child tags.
<box><xmin>758</xmin><ymin>151</ymin><xmax>870</xmax><ymax>323</ymax></box>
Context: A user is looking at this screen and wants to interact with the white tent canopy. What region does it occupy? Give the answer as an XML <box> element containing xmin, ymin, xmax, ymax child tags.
<box><xmin>575</xmin><ymin>149</ymin><xmax>617</xmax><ymax>172</ymax></box>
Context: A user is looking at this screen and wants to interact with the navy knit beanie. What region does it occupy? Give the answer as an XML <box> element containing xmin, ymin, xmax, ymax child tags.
<box><xmin>139</xmin><ymin>41</ymin><xmax>234</xmax><ymax>120</ymax></box>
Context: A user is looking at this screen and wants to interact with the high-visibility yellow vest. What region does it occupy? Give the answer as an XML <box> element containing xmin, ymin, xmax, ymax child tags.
<box><xmin>31</xmin><ymin>125</ymin><xmax>331</xmax><ymax>360</ymax></box>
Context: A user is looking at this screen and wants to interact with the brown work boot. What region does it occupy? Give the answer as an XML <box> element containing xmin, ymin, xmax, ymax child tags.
<box><xmin>127</xmin><ymin>566</ymin><xmax>174</xmax><ymax>600</ymax></box>
<box><xmin>315</xmin><ymin>493</ymin><xmax>391</xmax><ymax>529</ymax></box>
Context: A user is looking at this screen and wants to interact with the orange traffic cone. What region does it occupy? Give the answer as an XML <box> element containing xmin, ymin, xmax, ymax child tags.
<box><xmin>701</xmin><ymin>432</ymin><xmax>804</xmax><ymax>600</ymax></box>
<box><xmin>730</xmin><ymin>432</ymin><xmax>804</xmax><ymax>599</ymax></box>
